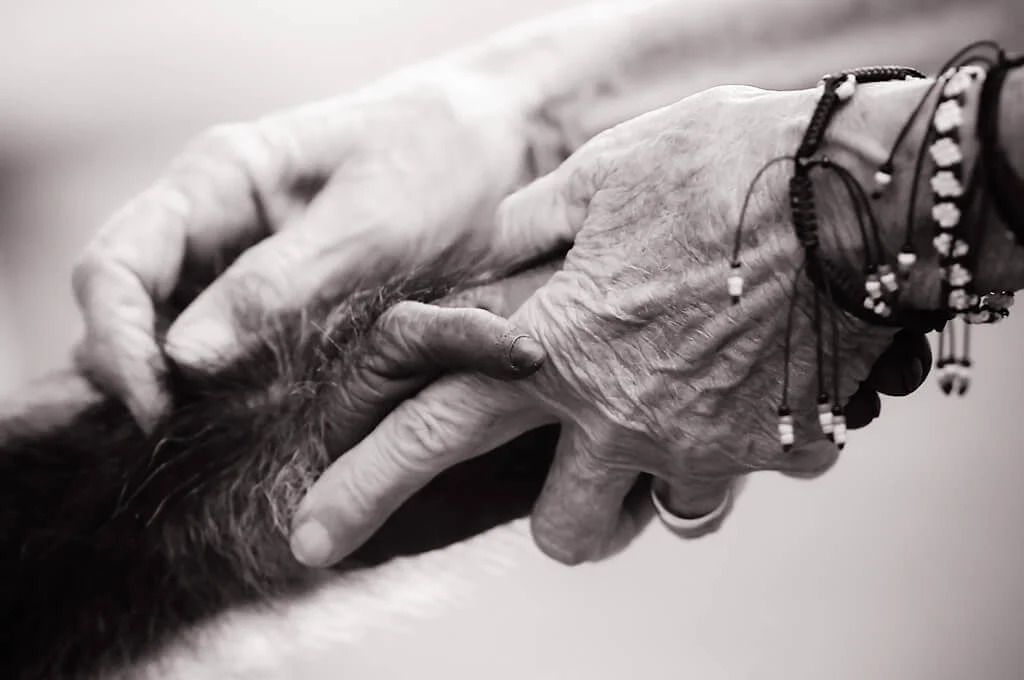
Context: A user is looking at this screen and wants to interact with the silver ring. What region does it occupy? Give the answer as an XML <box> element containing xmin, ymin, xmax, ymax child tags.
<box><xmin>650</xmin><ymin>481</ymin><xmax>732</xmax><ymax>533</ymax></box>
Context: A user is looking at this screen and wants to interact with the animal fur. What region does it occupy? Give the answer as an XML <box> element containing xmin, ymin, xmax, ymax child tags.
<box><xmin>0</xmin><ymin>260</ymin><xmax>563</xmax><ymax>680</ymax></box>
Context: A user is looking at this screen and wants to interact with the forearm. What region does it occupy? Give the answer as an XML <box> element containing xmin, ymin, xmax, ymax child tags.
<box><xmin>454</xmin><ymin>0</ymin><xmax>1023</xmax><ymax>156</ymax></box>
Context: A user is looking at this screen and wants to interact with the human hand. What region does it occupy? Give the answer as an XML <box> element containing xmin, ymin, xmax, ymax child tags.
<box><xmin>71</xmin><ymin>60</ymin><xmax>564</xmax><ymax>430</ymax></box>
<box><xmin>290</xmin><ymin>78</ymin><xmax>943</xmax><ymax>567</ymax></box>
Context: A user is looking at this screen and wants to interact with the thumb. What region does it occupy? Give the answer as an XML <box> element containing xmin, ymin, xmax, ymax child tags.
<box><xmin>493</xmin><ymin>156</ymin><xmax>600</xmax><ymax>261</ymax></box>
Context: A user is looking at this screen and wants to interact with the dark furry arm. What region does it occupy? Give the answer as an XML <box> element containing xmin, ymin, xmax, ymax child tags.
<box><xmin>0</xmin><ymin>272</ymin><xmax>559</xmax><ymax>680</ymax></box>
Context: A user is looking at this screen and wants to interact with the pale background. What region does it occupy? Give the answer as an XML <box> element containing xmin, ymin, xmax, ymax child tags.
<box><xmin>1</xmin><ymin>1</ymin><xmax>1023</xmax><ymax>679</ymax></box>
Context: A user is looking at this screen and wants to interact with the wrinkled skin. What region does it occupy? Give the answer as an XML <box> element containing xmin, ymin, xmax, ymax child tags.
<box><xmin>71</xmin><ymin>64</ymin><xmax>554</xmax><ymax>430</ymax></box>
<box><xmin>294</xmin><ymin>81</ymin><xmax>942</xmax><ymax>567</ymax></box>
<box><xmin>63</xmin><ymin>41</ymin><xmax>932</xmax><ymax>569</ymax></box>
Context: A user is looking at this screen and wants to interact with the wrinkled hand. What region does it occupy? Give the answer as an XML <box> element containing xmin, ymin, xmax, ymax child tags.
<box><xmin>292</xmin><ymin>81</ymin><xmax>936</xmax><ymax>567</ymax></box>
<box><xmin>72</xmin><ymin>62</ymin><xmax>557</xmax><ymax>430</ymax></box>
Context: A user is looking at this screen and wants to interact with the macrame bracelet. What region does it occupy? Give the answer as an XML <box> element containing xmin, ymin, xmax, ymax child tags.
<box><xmin>728</xmin><ymin>41</ymin><xmax>1023</xmax><ymax>454</ymax></box>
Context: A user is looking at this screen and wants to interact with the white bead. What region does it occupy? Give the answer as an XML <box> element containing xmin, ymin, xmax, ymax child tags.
<box><xmin>781</xmin><ymin>431</ymin><xmax>795</xmax><ymax>446</ymax></box>
<box><xmin>952</xmin><ymin>240</ymin><xmax>969</xmax><ymax>257</ymax></box>
<box><xmin>863</xmin><ymin>296</ymin><xmax>876</xmax><ymax>310</ymax></box>
<box><xmin>779</xmin><ymin>414</ymin><xmax>794</xmax><ymax>427</ymax></box>
<box><xmin>949</xmin><ymin>289</ymin><xmax>969</xmax><ymax>310</ymax></box>
<box><xmin>880</xmin><ymin>268</ymin><xmax>898</xmax><ymax>293</ymax></box>
<box><xmin>932</xmin><ymin>202</ymin><xmax>961</xmax><ymax>229</ymax></box>
<box><xmin>930</xmin><ymin>138</ymin><xmax>963</xmax><ymax>168</ymax></box>
<box><xmin>818</xmin><ymin>409</ymin><xmax>834</xmax><ymax>434</ymax></box>
<box><xmin>898</xmin><ymin>251</ymin><xmax>918</xmax><ymax>269</ymax></box>
<box><xmin>728</xmin><ymin>274</ymin><xmax>744</xmax><ymax>298</ymax></box>
<box><xmin>933</xmin><ymin>232</ymin><xmax>953</xmax><ymax>255</ymax></box>
<box><xmin>874</xmin><ymin>170</ymin><xmax>892</xmax><ymax>188</ymax></box>
<box><xmin>874</xmin><ymin>300</ymin><xmax>891</xmax><ymax>317</ymax></box>
<box><xmin>930</xmin><ymin>171</ymin><xmax>964</xmax><ymax>198</ymax></box>
<box><xmin>835</xmin><ymin>75</ymin><xmax>857</xmax><ymax>101</ymax></box>
<box><xmin>943</xmin><ymin>70</ymin><xmax>973</xmax><ymax>97</ymax></box>
<box><xmin>933</xmin><ymin>100</ymin><xmax>964</xmax><ymax>133</ymax></box>
<box><xmin>833</xmin><ymin>417</ymin><xmax>847</xmax><ymax>447</ymax></box>
<box><xmin>948</xmin><ymin>263</ymin><xmax>972</xmax><ymax>287</ymax></box>
<box><xmin>866</xmin><ymin>277</ymin><xmax>882</xmax><ymax>297</ymax></box>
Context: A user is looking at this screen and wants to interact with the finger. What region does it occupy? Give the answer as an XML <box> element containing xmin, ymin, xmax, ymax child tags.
<box><xmin>167</xmin><ymin>134</ymin><xmax>588</xmax><ymax>372</ymax></box>
<box><xmin>164</xmin><ymin>170</ymin><xmax>436</xmax><ymax>371</ymax></box>
<box><xmin>652</xmin><ymin>475</ymin><xmax>742</xmax><ymax>540</ymax></box>
<box><xmin>864</xmin><ymin>329</ymin><xmax>932</xmax><ymax>396</ymax></box>
<box><xmin>290</xmin><ymin>374</ymin><xmax>552</xmax><ymax>567</ymax></box>
<box><xmin>326</xmin><ymin>302</ymin><xmax>546</xmax><ymax>454</ymax></box>
<box><xmin>0</xmin><ymin>372</ymin><xmax>104</xmax><ymax>446</ymax></box>
<box><xmin>358</xmin><ymin>302</ymin><xmax>545</xmax><ymax>383</ymax></box>
<box><xmin>436</xmin><ymin>258</ymin><xmax>562</xmax><ymax>317</ymax></box>
<box><xmin>529</xmin><ymin>425</ymin><xmax>641</xmax><ymax>566</ymax></box>
<box><xmin>775</xmin><ymin>439</ymin><xmax>841</xmax><ymax>480</ymax></box>
<box><xmin>72</xmin><ymin>185</ymin><xmax>192</xmax><ymax>430</ymax></box>
<box><xmin>492</xmin><ymin>160</ymin><xmax>599</xmax><ymax>268</ymax></box>
<box><xmin>73</xmin><ymin>124</ymin><xmax>289</xmax><ymax>429</ymax></box>
<box><xmin>845</xmin><ymin>383</ymin><xmax>882</xmax><ymax>430</ymax></box>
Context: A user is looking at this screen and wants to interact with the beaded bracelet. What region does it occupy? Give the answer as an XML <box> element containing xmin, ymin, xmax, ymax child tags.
<box><xmin>727</xmin><ymin>41</ymin><xmax>1023</xmax><ymax>453</ymax></box>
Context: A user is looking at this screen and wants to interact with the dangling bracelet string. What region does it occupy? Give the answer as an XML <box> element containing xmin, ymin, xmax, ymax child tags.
<box><xmin>778</xmin><ymin>258</ymin><xmax>808</xmax><ymax>452</ymax></box>
<box><xmin>730</xmin><ymin>156</ymin><xmax>796</xmax><ymax>303</ymax></box>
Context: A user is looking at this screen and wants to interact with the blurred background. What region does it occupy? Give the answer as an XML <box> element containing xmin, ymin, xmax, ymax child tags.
<box><xmin>1</xmin><ymin>1</ymin><xmax>1023</xmax><ymax>679</ymax></box>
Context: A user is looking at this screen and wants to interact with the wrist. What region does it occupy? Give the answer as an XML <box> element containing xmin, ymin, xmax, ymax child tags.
<box><xmin>811</xmin><ymin>69</ymin><xmax>1024</xmax><ymax>315</ymax></box>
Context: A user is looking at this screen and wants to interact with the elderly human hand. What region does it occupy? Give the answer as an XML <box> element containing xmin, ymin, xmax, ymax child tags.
<box><xmin>292</xmin><ymin>77</ymin><xmax>951</xmax><ymax>567</ymax></box>
<box><xmin>71</xmin><ymin>59</ymin><xmax>567</xmax><ymax>431</ymax></box>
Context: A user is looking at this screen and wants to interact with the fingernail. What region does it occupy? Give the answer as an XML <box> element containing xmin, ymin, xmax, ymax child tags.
<box><xmin>509</xmin><ymin>335</ymin><xmax>545</xmax><ymax>372</ymax></box>
<box><xmin>165</xmin><ymin>319</ymin><xmax>236</xmax><ymax>370</ymax></box>
<box><xmin>290</xmin><ymin>520</ymin><xmax>335</xmax><ymax>568</ymax></box>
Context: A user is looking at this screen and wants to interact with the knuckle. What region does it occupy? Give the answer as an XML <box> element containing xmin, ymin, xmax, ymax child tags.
<box><xmin>376</xmin><ymin>300</ymin><xmax>427</xmax><ymax>336</ymax></box>
<box><xmin>193</xmin><ymin>122</ymin><xmax>251</xmax><ymax>156</ymax></box>
<box><xmin>386</xmin><ymin>403</ymin><xmax>453</xmax><ymax>469</ymax></box>
<box><xmin>366</xmin><ymin>301</ymin><xmax>428</xmax><ymax>373</ymax></box>
<box><xmin>183</xmin><ymin>122</ymin><xmax>275</xmax><ymax>185</ymax></box>
<box><xmin>70</xmin><ymin>249</ymin><xmax>107</xmax><ymax>302</ymax></box>
<box><xmin>571</xmin><ymin>442</ymin><xmax>618</xmax><ymax>479</ymax></box>
<box><xmin>251</xmin><ymin>116</ymin><xmax>300</xmax><ymax>172</ymax></box>
<box><xmin>224</xmin><ymin>240</ymin><xmax>311</xmax><ymax>307</ymax></box>
<box><xmin>495</xmin><ymin>190</ymin><xmax>527</xmax><ymax>232</ymax></box>
<box><xmin>224</xmin><ymin>269</ymin><xmax>284</xmax><ymax>309</ymax></box>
